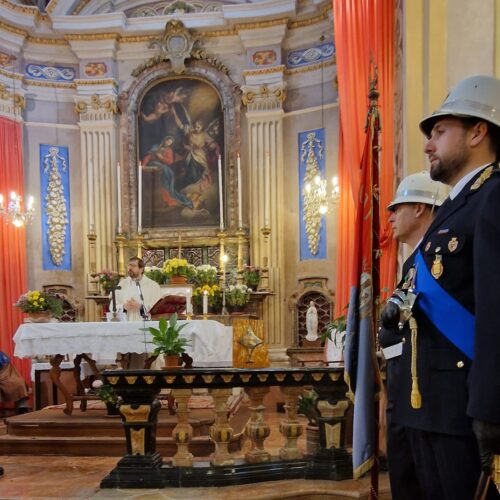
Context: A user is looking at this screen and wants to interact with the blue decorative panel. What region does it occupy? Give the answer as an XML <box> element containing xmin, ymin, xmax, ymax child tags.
<box><xmin>26</xmin><ymin>64</ymin><xmax>75</xmax><ymax>81</ymax></box>
<box><xmin>40</xmin><ymin>145</ymin><xmax>72</xmax><ymax>270</ymax></box>
<box><xmin>299</xmin><ymin>128</ymin><xmax>326</xmax><ymax>261</ymax></box>
<box><xmin>287</xmin><ymin>42</ymin><xmax>335</xmax><ymax>68</ymax></box>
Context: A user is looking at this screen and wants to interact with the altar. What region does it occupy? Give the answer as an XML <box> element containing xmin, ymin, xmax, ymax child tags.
<box><xmin>13</xmin><ymin>320</ymin><xmax>232</xmax><ymax>414</ymax></box>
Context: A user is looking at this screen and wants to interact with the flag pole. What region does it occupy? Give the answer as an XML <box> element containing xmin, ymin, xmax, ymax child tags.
<box><xmin>367</xmin><ymin>64</ymin><xmax>381</xmax><ymax>500</ymax></box>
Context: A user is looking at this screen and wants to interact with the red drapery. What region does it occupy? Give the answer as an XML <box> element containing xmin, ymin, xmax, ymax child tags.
<box><xmin>0</xmin><ymin>116</ymin><xmax>31</xmax><ymax>383</ymax></box>
<box><xmin>333</xmin><ymin>0</ymin><xmax>397</xmax><ymax>316</ymax></box>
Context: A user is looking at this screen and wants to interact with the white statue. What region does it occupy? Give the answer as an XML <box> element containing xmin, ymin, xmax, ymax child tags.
<box><xmin>305</xmin><ymin>301</ymin><xmax>319</xmax><ymax>341</ymax></box>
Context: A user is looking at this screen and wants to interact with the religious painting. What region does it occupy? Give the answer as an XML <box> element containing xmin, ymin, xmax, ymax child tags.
<box><xmin>138</xmin><ymin>77</ymin><xmax>224</xmax><ymax>228</ymax></box>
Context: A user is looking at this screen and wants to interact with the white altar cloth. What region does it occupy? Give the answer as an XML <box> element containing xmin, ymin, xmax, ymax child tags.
<box><xmin>14</xmin><ymin>320</ymin><xmax>232</xmax><ymax>367</ymax></box>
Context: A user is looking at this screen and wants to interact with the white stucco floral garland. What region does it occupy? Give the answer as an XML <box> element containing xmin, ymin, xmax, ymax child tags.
<box><xmin>43</xmin><ymin>147</ymin><xmax>68</xmax><ymax>266</ymax></box>
<box><xmin>301</xmin><ymin>132</ymin><xmax>324</xmax><ymax>256</ymax></box>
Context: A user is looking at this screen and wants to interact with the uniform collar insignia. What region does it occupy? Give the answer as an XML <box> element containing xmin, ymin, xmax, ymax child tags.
<box><xmin>470</xmin><ymin>165</ymin><xmax>494</xmax><ymax>191</ymax></box>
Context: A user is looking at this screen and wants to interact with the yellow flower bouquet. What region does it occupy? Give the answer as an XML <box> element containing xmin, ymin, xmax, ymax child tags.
<box><xmin>162</xmin><ymin>258</ymin><xmax>196</xmax><ymax>281</ymax></box>
<box><xmin>193</xmin><ymin>284</ymin><xmax>222</xmax><ymax>310</ymax></box>
<box><xmin>14</xmin><ymin>290</ymin><xmax>63</xmax><ymax>317</ymax></box>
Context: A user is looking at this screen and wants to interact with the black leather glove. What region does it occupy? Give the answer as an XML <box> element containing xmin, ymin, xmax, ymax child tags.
<box><xmin>380</xmin><ymin>301</ymin><xmax>400</xmax><ymax>328</ymax></box>
<box><xmin>472</xmin><ymin>419</ymin><xmax>500</xmax><ymax>472</ymax></box>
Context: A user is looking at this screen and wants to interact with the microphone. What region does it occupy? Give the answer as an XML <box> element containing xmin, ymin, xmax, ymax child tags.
<box><xmin>135</xmin><ymin>280</ymin><xmax>149</xmax><ymax>320</ymax></box>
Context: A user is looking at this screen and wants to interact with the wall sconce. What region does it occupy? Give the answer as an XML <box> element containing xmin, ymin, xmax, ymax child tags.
<box><xmin>0</xmin><ymin>191</ymin><xmax>35</xmax><ymax>227</ymax></box>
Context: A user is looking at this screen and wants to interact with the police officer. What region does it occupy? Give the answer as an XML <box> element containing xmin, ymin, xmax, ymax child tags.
<box><xmin>381</xmin><ymin>172</ymin><xmax>446</xmax><ymax>500</ymax></box>
<box><xmin>381</xmin><ymin>75</ymin><xmax>500</xmax><ymax>499</ymax></box>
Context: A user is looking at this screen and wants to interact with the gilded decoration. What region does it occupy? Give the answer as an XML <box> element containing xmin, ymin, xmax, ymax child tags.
<box><xmin>301</xmin><ymin>131</ymin><xmax>324</xmax><ymax>255</ymax></box>
<box><xmin>125</xmin><ymin>376</ymin><xmax>138</xmax><ymax>384</ymax></box>
<box><xmin>130</xmin><ymin>428</ymin><xmax>146</xmax><ymax>455</ymax></box>
<box><xmin>127</xmin><ymin>1</ymin><xmax>223</xmax><ymax>17</ymax></box>
<box><xmin>107</xmin><ymin>376</ymin><xmax>119</xmax><ymax>385</ymax></box>
<box><xmin>74</xmin><ymin>93</ymin><xmax>118</xmax><ymax>117</ymax></box>
<box><xmin>120</xmin><ymin>404</ymin><xmax>151</xmax><ymax>423</ymax></box>
<box><xmin>143</xmin><ymin>375</ymin><xmax>155</xmax><ymax>384</ymax></box>
<box><xmin>241</xmin><ymin>83</ymin><xmax>286</xmax><ymax>112</ymax></box>
<box><xmin>0</xmin><ymin>83</ymin><xmax>25</xmax><ymax>112</ymax></box>
<box><xmin>43</xmin><ymin>147</ymin><xmax>69</xmax><ymax>266</ymax></box>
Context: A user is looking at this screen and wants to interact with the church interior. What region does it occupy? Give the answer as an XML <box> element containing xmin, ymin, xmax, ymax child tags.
<box><xmin>0</xmin><ymin>0</ymin><xmax>498</xmax><ymax>498</ymax></box>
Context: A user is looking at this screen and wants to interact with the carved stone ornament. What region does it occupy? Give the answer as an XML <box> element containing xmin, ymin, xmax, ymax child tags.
<box><xmin>149</xmin><ymin>20</ymin><xmax>200</xmax><ymax>74</ymax></box>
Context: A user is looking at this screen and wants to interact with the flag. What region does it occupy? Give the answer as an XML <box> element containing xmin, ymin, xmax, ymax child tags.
<box><xmin>343</xmin><ymin>77</ymin><xmax>382</xmax><ymax>481</ymax></box>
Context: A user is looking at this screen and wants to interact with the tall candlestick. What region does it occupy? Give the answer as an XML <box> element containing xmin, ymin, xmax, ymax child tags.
<box><xmin>264</xmin><ymin>152</ymin><xmax>270</xmax><ymax>227</ymax></box>
<box><xmin>116</xmin><ymin>162</ymin><xmax>122</xmax><ymax>234</ymax></box>
<box><xmin>138</xmin><ymin>161</ymin><xmax>143</xmax><ymax>234</ymax></box>
<box><xmin>218</xmin><ymin>155</ymin><xmax>224</xmax><ymax>230</ymax></box>
<box><xmin>237</xmin><ymin>153</ymin><xmax>243</xmax><ymax>228</ymax></box>
<box><xmin>88</xmin><ymin>161</ymin><xmax>94</xmax><ymax>230</ymax></box>
<box><xmin>202</xmin><ymin>290</ymin><xmax>208</xmax><ymax>316</ymax></box>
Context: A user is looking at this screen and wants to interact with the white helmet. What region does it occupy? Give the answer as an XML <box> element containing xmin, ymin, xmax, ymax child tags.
<box><xmin>387</xmin><ymin>171</ymin><xmax>447</xmax><ymax>211</ymax></box>
<box><xmin>420</xmin><ymin>75</ymin><xmax>500</xmax><ymax>136</ymax></box>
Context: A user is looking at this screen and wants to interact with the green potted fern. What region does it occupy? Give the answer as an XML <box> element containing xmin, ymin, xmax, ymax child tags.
<box><xmin>145</xmin><ymin>313</ymin><xmax>191</xmax><ymax>368</ymax></box>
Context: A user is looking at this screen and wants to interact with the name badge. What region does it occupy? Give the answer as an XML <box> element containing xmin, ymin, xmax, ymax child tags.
<box><xmin>382</xmin><ymin>342</ymin><xmax>403</xmax><ymax>360</ymax></box>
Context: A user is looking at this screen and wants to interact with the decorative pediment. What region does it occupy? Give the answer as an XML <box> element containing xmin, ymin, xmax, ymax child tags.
<box><xmin>132</xmin><ymin>20</ymin><xmax>229</xmax><ymax>76</ymax></box>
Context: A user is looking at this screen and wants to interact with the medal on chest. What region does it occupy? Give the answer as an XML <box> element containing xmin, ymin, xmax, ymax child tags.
<box><xmin>431</xmin><ymin>253</ymin><xmax>443</xmax><ymax>279</ymax></box>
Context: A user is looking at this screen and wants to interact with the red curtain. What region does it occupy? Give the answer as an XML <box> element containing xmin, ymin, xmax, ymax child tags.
<box><xmin>333</xmin><ymin>0</ymin><xmax>397</xmax><ymax>316</ymax></box>
<box><xmin>0</xmin><ymin>116</ymin><xmax>31</xmax><ymax>383</ymax></box>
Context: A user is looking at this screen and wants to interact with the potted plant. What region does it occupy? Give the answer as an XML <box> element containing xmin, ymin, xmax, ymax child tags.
<box><xmin>193</xmin><ymin>284</ymin><xmax>222</xmax><ymax>314</ymax></box>
<box><xmin>194</xmin><ymin>264</ymin><xmax>218</xmax><ymax>287</ymax></box>
<box><xmin>145</xmin><ymin>313</ymin><xmax>191</xmax><ymax>368</ymax></box>
<box><xmin>162</xmin><ymin>258</ymin><xmax>196</xmax><ymax>284</ymax></box>
<box><xmin>92</xmin><ymin>270</ymin><xmax>121</xmax><ymax>294</ymax></box>
<box><xmin>14</xmin><ymin>290</ymin><xmax>63</xmax><ymax>322</ymax></box>
<box><xmin>242</xmin><ymin>265</ymin><xmax>261</xmax><ymax>291</ymax></box>
<box><xmin>298</xmin><ymin>389</ymin><xmax>320</xmax><ymax>455</ymax></box>
<box><xmin>144</xmin><ymin>265</ymin><xmax>168</xmax><ymax>285</ymax></box>
<box><xmin>226</xmin><ymin>284</ymin><xmax>251</xmax><ymax>313</ymax></box>
<box><xmin>321</xmin><ymin>313</ymin><xmax>347</xmax><ymax>362</ymax></box>
<box><xmin>92</xmin><ymin>379</ymin><xmax>121</xmax><ymax>416</ymax></box>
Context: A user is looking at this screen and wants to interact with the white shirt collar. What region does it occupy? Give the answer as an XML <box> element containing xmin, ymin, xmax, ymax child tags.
<box><xmin>449</xmin><ymin>163</ymin><xmax>491</xmax><ymax>200</ymax></box>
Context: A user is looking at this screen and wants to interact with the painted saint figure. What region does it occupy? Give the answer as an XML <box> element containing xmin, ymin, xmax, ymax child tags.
<box><xmin>305</xmin><ymin>301</ymin><xmax>319</xmax><ymax>342</ymax></box>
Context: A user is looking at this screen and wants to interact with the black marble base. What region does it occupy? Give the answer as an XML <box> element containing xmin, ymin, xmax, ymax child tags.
<box><xmin>101</xmin><ymin>453</ymin><xmax>353</xmax><ymax>489</ymax></box>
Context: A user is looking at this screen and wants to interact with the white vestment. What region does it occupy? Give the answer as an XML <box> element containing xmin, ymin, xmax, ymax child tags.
<box><xmin>114</xmin><ymin>275</ymin><xmax>162</xmax><ymax>321</ymax></box>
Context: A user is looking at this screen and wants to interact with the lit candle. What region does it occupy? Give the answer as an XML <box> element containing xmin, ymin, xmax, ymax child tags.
<box><xmin>117</xmin><ymin>162</ymin><xmax>122</xmax><ymax>234</ymax></box>
<box><xmin>138</xmin><ymin>161</ymin><xmax>142</xmax><ymax>234</ymax></box>
<box><xmin>237</xmin><ymin>153</ymin><xmax>243</xmax><ymax>228</ymax></box>
<box><xmin>186</xmin><ymin>288</ymin><xmax>193</xmax><ymax>315</ymax></box>
<box><xmin>264</xmin><ymin>152</ymin><xmax>270</xmax><ymax>227</ymax></box>
<box><xmin>0</xmin><ymin>194</ymin><xmax>4</xmax><ymax>210</ymax></box>
<box><xmin>27</xmin><ymin>196</ymin><xmax>34</xmax><ymax>211</ymax></box>
<box><xmin>88</xmin><ymin>161</ymin><xmax>94</xmax><ymax>230</ymax></box>
<box><xmin>218</xmin><ymin>155</ymin><xmax>224</xmax><ymax>231</ymax></box>
<box><xmin>202</xmin><ymin>290</ymin><xmax>208</xmax><ymax>316</ymax></box>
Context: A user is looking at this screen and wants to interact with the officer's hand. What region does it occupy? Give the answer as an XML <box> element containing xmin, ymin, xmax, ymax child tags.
<box><xmin>472</xmin><ymin>419</ymin><xmax>500</xmax><ymax>472</ymax></box>
<box><xmin>380</xmin><ymin>301</ymin><xmax>400</xmax><ymax>328</ymax></box>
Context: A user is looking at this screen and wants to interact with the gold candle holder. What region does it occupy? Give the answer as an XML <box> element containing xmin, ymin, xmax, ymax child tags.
<box><xmin>236</xmin><ymin>227</ymin><xmax>245</xmax><ymax>285</ymax></box>
<box><xmin>135</xmin><ymin>232</ymin><xmax>146</xmax><ymax>258</ymax></box>
<box><xmin>217</xmin><ymin>230</ymin><xmax>227</xmax><ymax>288</ymax></box>
<box><xmin>115</xmin><ymin>233</ymin><xmax>126</xmax><ymax>277</ymax></box>
<box><xmin>259</xmin><ymin>226</ymin><xmax>271</xmax><ymax>292</ymax></box>
<box><xmin>87</xmin><ymin>229</ymin><xmax>99</xmax><ymax>295</ymax></box>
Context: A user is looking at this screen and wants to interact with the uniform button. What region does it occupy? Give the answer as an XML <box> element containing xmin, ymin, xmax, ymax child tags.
<box><xmin>457</xmin><ymin>361</ymin><xmax>464</xmax><ymax>368</ymax></box>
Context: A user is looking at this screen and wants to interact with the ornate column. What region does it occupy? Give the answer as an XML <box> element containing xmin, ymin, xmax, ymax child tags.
<box><xmin>244</xmin><ymin>386</ymin><xmax>271</xmax><ymax>463</ymax></box>
<box><xmin>279</xmin><ymin>386</ymin><xmax>304</xmax><ymax>460</ymax></box>
<box><xmin>209</xmin><ymin>388</ymin><xmax>235</xmax><ymax>466</ymax></box>
<box><xmin>75</xmin><ymin>84</ymin><xmax>119</xmax><ymax>321</ymax></box>
<box><xmin>242</xmin><ymin>68</ymin><xmax>287</xmax><ymax>364</ymax></box>
<box><xmin>171</xmin><ymin>388</ymin><xmax>194</xmax><ymax>467</ymax></box>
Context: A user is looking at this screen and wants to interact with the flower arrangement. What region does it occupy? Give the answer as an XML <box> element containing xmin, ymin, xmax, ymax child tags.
<box><xmin>194</xmin><ymin>264</ymin><xmax>218</xmax><ymax>286</ymax></box>
<box><xmin>144</xmin><ymin>265</ymin><xmax>168</xmax><ymax>285</ymax></box>
<box><xmin>14</xmin><ymin>290</ymin><xmax>63</xmax><ymax>317</ymax></box>
<box><xmin>92</xmin><ymin>379</ymin><xmax>119</xmax><ymax>406</ymax></box>
<box><xmin>162</xmin><ymin>258</ymin><xmax>196</xmax><ymax>280</ymax></box>
<box><xmin>243</xmin><ymin>265</ymin><xmax>261</xmax><ymax>290</ymax></box>
<box><xmin>93</xmin><ymin>270</ymin><xmax>121</xmax><ymax>294</ymax></box>
<box><xmin>226</xmin><ymin>284</ymin><xmax>251</xmax><ymax>307</ymax></box>
<box><xmin>193</xmin><ymin>284</ymin><xmax>222</xmax><ymax>311</ymax></box>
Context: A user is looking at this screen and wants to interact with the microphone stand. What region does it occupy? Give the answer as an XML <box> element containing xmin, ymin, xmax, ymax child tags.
<box><xmin>135</xmin><ymin>279</ymin><xmax>150</xmax><ymax>321</ymax></box>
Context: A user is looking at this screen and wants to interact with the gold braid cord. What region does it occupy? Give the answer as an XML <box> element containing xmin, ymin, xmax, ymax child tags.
<box><xmin>409</xmin><ymin>316</ymin><xmax>422</xmax><ymax>409</ymax></box>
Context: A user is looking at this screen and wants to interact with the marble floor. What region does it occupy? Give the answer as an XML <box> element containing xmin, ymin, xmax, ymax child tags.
<box><xmin>0</xmin><ymin>411</ymin><xmax>391</xmax><ymax>499</ymax></box>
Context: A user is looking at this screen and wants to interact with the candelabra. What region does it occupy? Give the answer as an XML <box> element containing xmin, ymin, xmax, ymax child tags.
<box><xmin>303</xmin><ymin>175</ymin><xmax>340</xmax><ymax>215</ymax></box>
<box><xmin>0</xmin><ymin>192</ymin><xmax>35</xmax><ymax>227</ymax></box>
<box><xmin>259</xmin><ymin>226</ymin><xmax>271</xmax><ymax>292</ymax></box>
<box><xmin>115</xmin><ymin>232</ymin><xmax>127</xmax><ymax>276</ymax></box>
<box><xmin>235</xmin><ymin>227</ymin><xmax>246</xmax><ymax>285</ymax></box>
